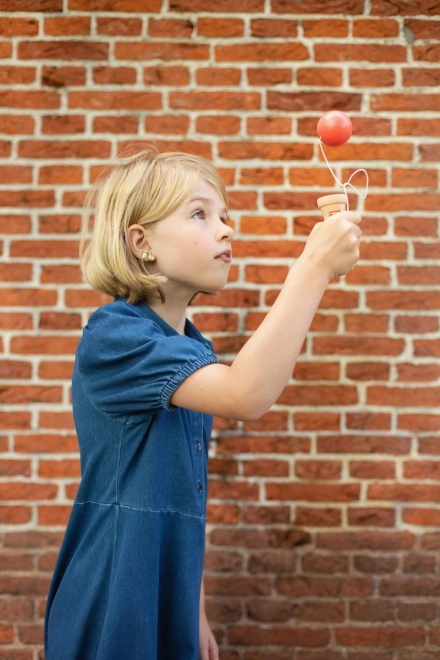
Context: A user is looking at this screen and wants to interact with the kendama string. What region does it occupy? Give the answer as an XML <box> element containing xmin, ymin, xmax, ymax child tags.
<box><xmin>319</xmin><ymin>139</ymin><xmax>369</xmax><ymax>212</ymax></box>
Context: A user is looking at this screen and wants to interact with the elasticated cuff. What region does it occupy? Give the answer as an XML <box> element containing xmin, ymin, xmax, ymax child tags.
<box><xmin>160</xmin><ymin>353</ymin><xmax>219</xmax><ymax>411</ymax></box>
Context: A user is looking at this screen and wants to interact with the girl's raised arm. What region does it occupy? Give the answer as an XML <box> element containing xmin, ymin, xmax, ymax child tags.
<box><xmin>171</xmin><ymin>210</ymin><xmax>361</xmax><ymax>421</ymax></box>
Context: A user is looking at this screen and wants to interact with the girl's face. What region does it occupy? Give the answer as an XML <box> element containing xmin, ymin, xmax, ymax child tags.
<box><xmin>146</xmin><ymin>178</ymin><xmax>234</xmax><ymax>301</ymax></box>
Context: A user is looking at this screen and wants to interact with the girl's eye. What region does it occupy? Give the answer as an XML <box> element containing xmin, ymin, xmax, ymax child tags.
<box><xmin>221</xmin><ymin>217</ymin><xmax>228</xmax><ymax>225</ymax></box>
<box><xmin>193</xmin><ymin>210</ymin><xmax>205</xmax><ymax>220</ymax></box>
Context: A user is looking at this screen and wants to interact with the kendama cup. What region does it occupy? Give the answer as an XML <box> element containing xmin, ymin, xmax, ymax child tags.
<box><xmin>317</xmin><ymin>193</ymin><xmax>347</xmax><ymax>220</ymax></box>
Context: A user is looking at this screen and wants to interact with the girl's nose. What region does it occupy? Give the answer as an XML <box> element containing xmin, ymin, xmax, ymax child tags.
<box><xmin>219</xmin><ymin>219</ymin><xmax>234</xmax><ymax>240</ymax></box>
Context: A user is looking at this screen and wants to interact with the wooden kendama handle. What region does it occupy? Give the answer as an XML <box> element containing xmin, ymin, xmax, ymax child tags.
<box><xmin>317</xmin><ymin>193</ymin><xmax>347</xmax><ymax>219</ymax></box>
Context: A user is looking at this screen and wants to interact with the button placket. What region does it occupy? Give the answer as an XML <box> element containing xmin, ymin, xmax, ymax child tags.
<box><xmin>192</xmin><ymin>412</ymin><xmax>204</xmax><ymax>513</ymax></box>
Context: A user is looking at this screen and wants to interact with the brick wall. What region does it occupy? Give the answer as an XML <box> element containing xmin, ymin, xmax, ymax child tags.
<box><xmin>1</xmin><ymin>1</ymin><xmax>440</xmax><ymax>658</ymax></box>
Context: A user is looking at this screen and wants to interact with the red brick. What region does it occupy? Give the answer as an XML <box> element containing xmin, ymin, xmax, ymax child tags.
<box><xmin>229</xmin><ymin>624</ymin><xmax>332</xmax><ymax>647</ymax></box>
<box><xmin>247</xmin><ymin>68</ymin><xmax>292</xmax><ymax>86</ymax></box>
<box><xmin>197</xmin><ymin>17</ymin><xmax>244</xmax><ymax>37</ymax></box>
<box><xmin>0</xmin><ymin>18</ymin><xmax>39</xmax><ymax>35</ymax></box>
<box><xmin>367</xmin><ymin>290</ymin><xmax>440</xmax><ymax>310</ymax></box>
<box><xmin>145</xmin><ymin>115</ymin><xmax>189</xmax><ymax>135</ymax></box>
<box><xmin>419</xmin><ymin>437</ymin><xmax>440</xmax><ymax>454</ymax></box>
<box><xmin>246</xmin><ymin>598</ymin><xmax>293</xmax><ymax>622</ymax></box>
<box><xmin>19</xmin><ymin>140</ymin><xmax>110</xmax><ymax>159</ymax></box>
<box><xmin>216</xmin><ymin>43</ymin><xmax>308</xmax><ymax>63</ymax></box>
<box><xmin>116</xmin><ymin>42</ymin><xmax>208</xmax><ymax>61</ymax></box>
<box><xmin>19</xmin><ymin>40</ymin><xmax>108</xmax><ymax>61</ymax></box>
<box><xmin>38</xmin><ymin>505</ymin><xmax>71</xmax><ymax>526</ymax></box>
<box><xmin>216</xmin><ymin>435</ymin><xmax>310</xmax><ymax>455</ymax></box>
<box><xmin>295</xmin><ymin>460</ymin><xmax>341</xmax><ymax>480</ymax></box>
<box><xmin>195</xmin><ymin>116</ymin><xmax>240</xmax><ymax>136</ymax></box>
<box><xmin>44</xmin><ymin>16</ymin><xmax>90</xmax><ymax>35</ymax></box>
<box><xmin>399</xmin><ymin>414</ymin><xmax>440</xmax><ymax>432</ymax></box>
<box><xmin>0</xmin><ymin>361</ymin><xmax>32</xmax><ymax>379</ymax></box>
<box><xmin>0</xmin><ymin>43</ymin><xmax>12</xmax><ymax>58</ymax></box>
<box><xmin>338</xmin><ymin>626</ymin><xmax>425</xmax><ymax>647</ymax></box>
<box><xmin>0</xmin><ymin>166</ymin><xmax>32</xmax><ymax>184</ymax></box>
<box><xmin>371</xmin><ymin>0</ymin><xmax>439</xmax><ymax>14</ymax></box>
<box><xmin>0</xmin><ymin>413</ymin><xmax>31</xmax><ymax>431</ymax></box>
<box><xmin>11</xmin><ymin>336</ymin><xmax>79</xmax><ymax>355</ymax></box>
<box><xmin>353</xmin><ymin>18</ymin><xmax>399</xmax><ymax>37</ymax></box>
<box><xmin>272</xmin><ymin>0</ymin><xmax>362</xmax><ymax>13</ymax></box>
<box><xmin>316</xmin><ymin>43</ymin><xmax>407</xmax><ymax>63</ymax></box>
<box><xmin>196</xmin><ymin>67</ymin><xmax>241</xmax><ymax>86</ymax></box>
<box><xmin>93</xmin><ymin>66</ymin><xmax>137</xmax><ymax>85</ymax></box>
<box><xmin>0</xmin><ymin>66</ymin><xmax>36</xmax><ymax>85</ymax></box>
<box><xmin>247</xmin><ymin>117</ymin><xmax>292</xmax><ymax>135</ymax></box>
<box><xmin>0</xmin><ymin>116</ymin><xmax>34</xmax><ymax>134</ymax></box>
<box><xmin>318</xmin><ymin>435</ymin><xmax>410</xmax><ymax>455</ymax></box>
<box><xmin>298</xmin><ymin>67</ymin><xmax>342</xmax><ymax>87</ymax></box>
<box><xmin>403</xmin><ymin>67</ymin><xmax>440</xmax><ymax>87</ymax></box>
<box><xmin>69</xmin><ymin>91</ymin><xmax>161</xmax><ymax>110</ymax></box>
<box><xmin>250</xmin><ymin>18</ymin><xmax>298</xmax><ymax>38</ymax></box>
<box><xmin>0</xmin><ymin>288</ymin><xmax>57</xmax><ymax>307</ymax></box>
<box><xmin>350</xmin><ymin>68</ymin><xmax>395</xmax><ymax>87</ymax></box>
<box><xmin>38</xmin><ymin>361</ymin><xmax>75</xmax><ymax>379</ymax></box>
<box><xmin>267</xmin><ymin>483</ymin><xmax>360</xmax><ymax>502</ymax></box>
<box><xmin>276</xmin><ymin>575</ymin><xmax>372</xmax><ymax>598</ymax></box>
<box><xmin>96</xmin><ymin>17</ymin><xmax>142</xmax><ymax>35</ymax></box>
<box><xmin>0</xmin><ymin>264</ymin><xmax>32</xmax><ymax>282</ymax></box>
<box><xmin>398</xmin><ymin>601</ymin><xmax>437</xmax><ymax>621</ymax></box>
<box><xmin>346</xmin><ymin>362</ymin><xmax>390</xmax><ymax>381</ymax></box>
<box><xmin>295</xmin><ymin>507</ymin><xmax>342</xmax><ymax>527</ymax></box>
<box><xmin>42</xmin><ymin>115</ymin><xmax>85</xmax><ymax>135</ymax></box>
<box><xmin>39</xmin><ymin>310</ymin><xmax>81</xmax><ymax>328</ymax></box>
<box><xmin>398</xmin><ymin>117</ymin><xmax>440</xmax><ymax>136</ymax></box>
<box><xmin>240</xmin><ymin>216</ymin><xmax>286</xmax><ymax>234</ymax></box>
<box><xmin>368</xmin><ymin>386</ymin><xmax>440</xmax><ymax>408</ymax></box>
<box><xmin>301</xmin><ymin>19</ymin><xmax>347</xmax><ymax>37</ymax></box>
<box><xmin>294</xmin><ymin>412</ymin><xmax>340</xmax><ymax>432</ymax></box>
<box><xmin>39</xmin><ymin>214</ymin><xmax>81</xmax><ymax>233</ymax></box>
<box><xmin>143</xmin><ymin>65</ymin><xmax>189</xmax><ymax>86</ymax></box>
<box><xmin>369</xmin><ymin>483</ymin><xmax>440</xmax><ymax>502</ymax></box>
<box><xmin>349</xmin><ymin>461</ymin><xmax>395</xmax><ymax>480</ymax></box>
<box><xmin>14</xmin><ymin>434</ymin><xmax>78</xmax><ymax>453</ymax></box>
<box><xmin>348</xmin><ymin>507</ymin><xmax>395</xmax><ymax>527</ymax></box>
<box><xmin>148</xmin><ymin>17</ymin><xmax>193</xmax><ymax>38</ymax></box>
<box><xmin>93</xmin><ymin>116</ymin><xmax>138</xmax><ymax>134</ymax></box>
<box><xmin>397</xmin><ymin>363</ymin><xmax>440</xmax><ymax>382</ymax></box>
<box><xmin>69</xmin><ymin>0</ymin><xmax>159</xmax><ymax>8</ymax></box>
<box><xmin>371</xmin><ymin>93</ymin><xmax>440</xmax><ymax>112</ymax></box>
<box><xmin>242</xmin><ymin>506</ymin><xmax>290</xmax><ymax>525</ymax></box>
<box><xmin>39</xmin><ymin>165</ymin><xmax>83</xmax><ymax>185</ymax></box>
<box><xmin>243</xmin><ymin>460</ymin><xmax>289</xmax><ymax>477</ymax></box>
<box><xmin>313</xmin><ymin>337</ymin><xmax>404</xmax><ymax>356</ymax></box>
<box><xmin>318</xmin><ymin>531</ymin><xmax>415</xmax><ymax>552</ymax></box>
<box><xmin>354</xmin><ymin>555</ymin><xmax>398</xmax><ymax>574</ymax></box>
<box><xmin>170</xmin><ymin>0</ymin><xmax>263</xmax><ymax>10</ymax></box>
<box><xmin>42</xmin><ymin>66</ymin><xmax>86</xmax><ymax>87</ymax></box>
<box><xmin>171</xmin><ymin>92</ymin><xmax>259</xmax><ymax>111</ymax></box>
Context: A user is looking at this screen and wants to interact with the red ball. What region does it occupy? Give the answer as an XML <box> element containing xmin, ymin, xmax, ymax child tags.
<box><xmin>317</xmin><ymin>111</ymin><xmax>353</xmax><ymax>147</ymax></box>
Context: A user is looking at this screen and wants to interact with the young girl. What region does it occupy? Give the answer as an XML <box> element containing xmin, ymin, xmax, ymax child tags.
<box><xmin>44</xmin><ymin>150</ymin><xmax>361</xmax><ymax>660</ymax></box>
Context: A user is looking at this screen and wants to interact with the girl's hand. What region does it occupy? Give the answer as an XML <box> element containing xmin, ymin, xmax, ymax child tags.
<box><xmin>301</xmin><ymin>211</ymin><xmax>362</xmax><ymax>280</ymax></box>
<box><xmin>199</xmin><ymin>611</ymin><xmax>219</xmax><ymax>660</ymax></box>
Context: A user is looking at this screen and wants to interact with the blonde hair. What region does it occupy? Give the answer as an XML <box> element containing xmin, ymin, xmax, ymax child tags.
<box><xmin>80</xmin><ymin>150</ymin><xmax>228</xmax><ymax>305</ymax></box>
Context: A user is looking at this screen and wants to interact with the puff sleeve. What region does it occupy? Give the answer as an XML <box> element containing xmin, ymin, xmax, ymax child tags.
<box><xmin>75</xmin><ymin>302</ymin><xmax>218</xmax><ymax>419</ymax></box>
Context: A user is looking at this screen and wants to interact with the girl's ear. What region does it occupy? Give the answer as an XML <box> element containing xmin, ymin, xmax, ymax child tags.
<box><xmin>126</xmin><ymin>224</ymin><xmax>151</xmax><ymax>259</ymax></box>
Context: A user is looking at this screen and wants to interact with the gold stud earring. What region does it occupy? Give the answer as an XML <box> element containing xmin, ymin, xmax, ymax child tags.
<box><xmin>141</xmin><ymin>251</ymin><xmax>155</xmax><ymax>262</ymax></box>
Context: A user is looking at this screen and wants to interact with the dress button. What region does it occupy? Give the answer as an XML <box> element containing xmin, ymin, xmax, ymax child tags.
<box><xmin>197</xmin><ymin>483</ymin><xmax>203</xmax><ymax>493</ymax></box>
<box><xmin>196</xmin><ymin>442</ymin><xmax>201</xmax><ymax>451</ymax></box>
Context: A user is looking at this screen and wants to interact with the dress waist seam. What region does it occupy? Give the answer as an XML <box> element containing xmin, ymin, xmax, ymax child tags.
<box><xmin>73</xmin><ymin>500</ymin><xmax>206</xmax><ymax>521</ymax></box>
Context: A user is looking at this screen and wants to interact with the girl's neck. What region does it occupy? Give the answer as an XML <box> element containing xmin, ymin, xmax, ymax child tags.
<box><xmin>147</xmin><ymin>296</ymin><xmax>189</xmax><ymax>335</ymax></box>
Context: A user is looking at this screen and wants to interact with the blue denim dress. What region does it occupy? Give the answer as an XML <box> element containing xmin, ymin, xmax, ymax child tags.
<box><xmin>44</xmin><ymin>298</ymin><xmax>218</xmax><ymax>660</ymax></box>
